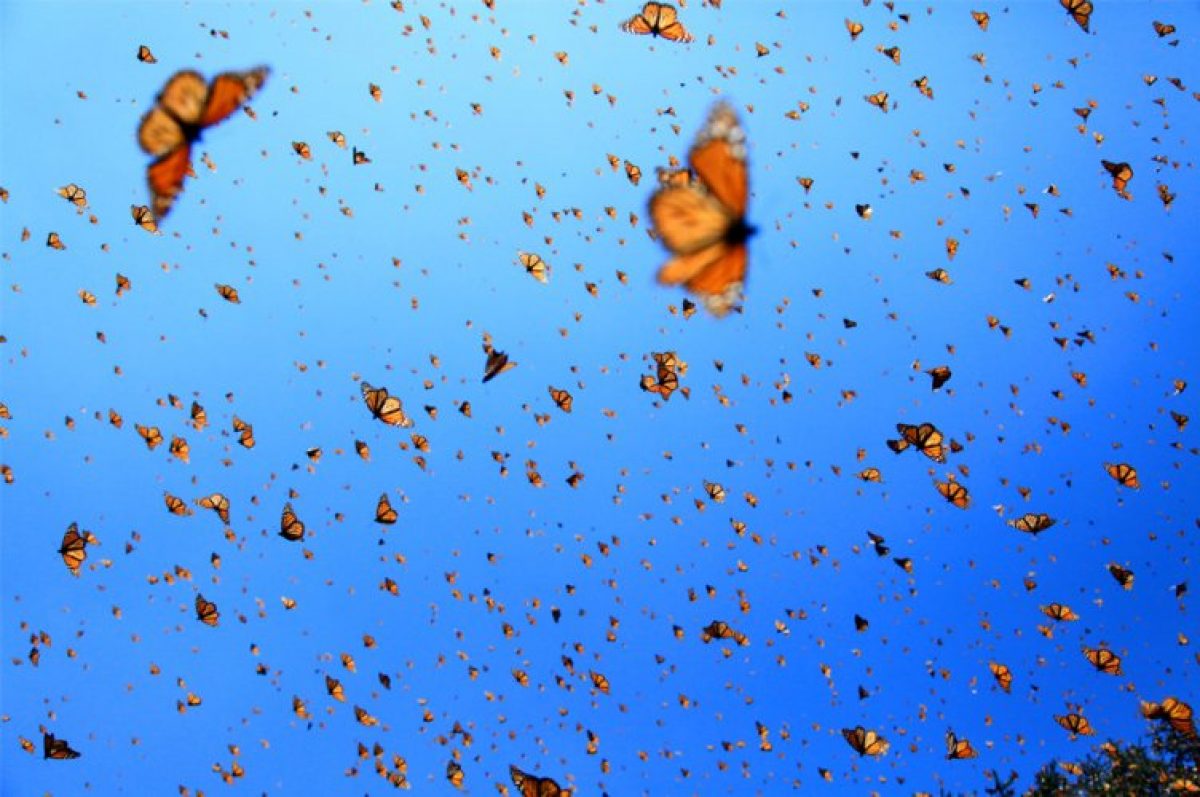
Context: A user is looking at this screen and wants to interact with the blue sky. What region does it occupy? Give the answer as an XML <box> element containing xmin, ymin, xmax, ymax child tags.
<box><xmin>2</xmin><ymin>1</ymin><xmax>1198</xmax><ymax>794</ymax></box>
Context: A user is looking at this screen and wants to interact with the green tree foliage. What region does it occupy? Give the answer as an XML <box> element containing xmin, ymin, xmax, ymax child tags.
<box><xmin>1022</xmin><ymin>724</ymin><xmax>1199</xmax><ymax>796</ymax></box>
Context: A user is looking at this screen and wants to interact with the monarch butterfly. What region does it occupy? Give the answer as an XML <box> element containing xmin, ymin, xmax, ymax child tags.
<box><xmin>1104</xmin><ymin>462</ymin><xmax>1139</xmax><ymax>488</ymax></box>
<box><xmin>279</xmin><ymin>503</ymin><xmax>305</xmax><ymax>541</ymax></box>
<box><xmin>945</xmin><ymin>731</ymin><xmax>978</xmax><ymax>760</ymax></box>
<box><xmin>215</xmin><ymin>283</ymin><xmax>241</xmax><ymax>303</ymax></box>
<box><xmin>43</xmin><ymin>732</ymin><xmax>81</xmax><ymax>760</ymax></box>
<box><xmin>375</xmin><ymin>493</ymin><xmax>398</xmax><ymax>524</ymax></box>
<box><xmin>845</xmin><ymin>18</ymin><xmax>864</xmax><ymax>40</ymax></box>
<box><xmin>549</xmin><ymin>386</ymin><xmax>573</xmax><ymax>413</ymax></box>
<box><xmin>1060</xmin><ymin>0</ymin><xmax>1092</xmax><ymax>32</ymax></box>
<box><xmin>1142</xmin><ymin>697</ymin><xmax>1196</xmax><ymax>737</ymax></box>
<box><xmin>1083</xmin><ymin>646</ymin><xmax>1123</xmax><ymax>675</ymax></box>
<box><xmin>137</xmin><ymin>66</ymin><xmax>268</xmax><ymax>218</ymax></box>
<box><xmin>935</xmin><ymin>478</ymin><xmax>971</xmax><ymax>509</ymax></box>
<box><xmin>291</xmin><ymin>140</ymin><xmax>311</xmax><ymax>160</ymax></box>
<box><xmin>58</xmin><ymin>523</ymin><xmax>89</xmax><ymax>576</ymax></box>
<box><xmin>1107</xmin><ymin>562</ymin><xmax>1135</xmax><ymax>590</ymax></box>
<box><xmin>361</xmin><ymin>382</ymin><xmax>413</xmax><ymax>427</ymax></box>
<box><xmin>971</xmin><ymin>10</ymin><xmax>990</xmax><ymax>30</ymax></box>
<box><xmin>354</xmin><ymin>705</ymin><xmax>378</xmax><ymax>726</ymax></box>
<box><xmin>195</xmin><ymin>593</ymin><xmax>220</xmax><ymax>626</ymax></box>
<box><xmin>989</xmin><ymin>661</ymin><xmax>1013</xmax><ymax>693</ymax></box>
<box><xmin>137</xmin><ymin>44</ymin><xmax>157</xmax><ymax>64</ymax></box>
<box><xmin>864</xmin><ymin>91</ymin><xmax>889</xmax><ymax>112</ymax></box>
<box><xmin>131</xmin><ymin>204</ymin><xmax>159</xmax><ymax>234</ymax></box>
<box><xmin>879</xmin><ymin>45</ymin><xmax>901</xmax><ymax>64</ymax></box>
<box><xmin>46</xmin><ymin>232</ymin><xmax>66</xmax><ymax>250</ymax></box>
<box><xmin>1159</xmin><ymin>183</ymin><xmax>1176</xmax><ymax>209</ymax></box>
<box><xmin>57</xmin><ymin>183</ymin><xmax>87</xmax><ymax>210</ymax></box>
<box><xmin>1101</xmin><ymin>160</ymin><xmax>1133</xmax><ymax>199</ymax></box>
<box><xmin>510</xmin><ymin>765</ymin><xmax>571</xmax><ymax>797</ymax></box>
<box><xmin>196</xmin><ymin>493</ymin><xmax>231</xmax><ymax>525</ymax></box>
<box><xmin>232</xmin><ymin>415</ymin><xmax>255</xmax><ymax>448</ymax></box>
<box><xmin>1042</xmin><ymin>603</ymin><xmax>1080</xmax><ymax>622</ymax></box>
<box><xmin>482</xmin><ymin>347</ymin><xmax>516</xmax><ymax>383</ymax></box>
<box><xmin>927</xmin><ymin>365</ymin><xmax>952</xmax><ymax>390</ymax></box>
<box><xmin>589</xmin><ymin>670</ymin><xmax>611</xmax><ymax>694</ymax></box>
<box><xmin>888</xmin><ymin>422</ymin><xmax>946</xmax><ymax>463</ymax></box>
<box><xmin>700</xmin><ymin>620</ymin><xmax>748</xmax><ymax>645</ymax></box>
<box><xmin>1056</xmin><ymin>712</ymin><xmax>1096</xmax><ymax>737</ymax></box>
<box><xmin>625</xmin><ymin>161</ymin><xmax>642</xmax><ymax>186</ymax></box>
<box><xmin>519</xmin><ymin>251</ymin><xmax>550</xmax><ymax>283</ymax></box>
<box><xmin>320</xmin><ymin>131</ymin><xmax>345</xmax><ymax>151</ymax></box>
<box><xmin>620</xmin><ymin>2</ymin><xmax>693</xmax><ymax>43</ymax></box>
<box><xmin>325</xmin><ymin>674</ymin><xmax>345</xmax><ymax>701</ymax></box>
<box><xmin>653</xmin><ymin>350</ymin><xmax>685</xmax><ymax>374</ymax></box>
<box><xmin>650</xmin><ymin>102</ymin><xmax>753</xmax><ymax>316</ymax></box>
<box><xmin>1008</xmin><ymin>513</ymin><xmax>1056</xmax><ymax>535</ymax></box>
<box><xmin>857</xmin><ymin>467</ymin><xmax>883</xmax><ymax>483</ymax></box>
<box><xmin>1153</xmin><ymin>20</ymin><xmax>1177</xmax><ymax>38</ymax></box>
<box><xmin>842</xmin><ymin>726</ymin><xmax>889</xmax><ymax>757</ymax></box>
<box><xmin>136</xmin><ymin>423</ymin><xmax>163</xmax><ymax>450</ymax></box>
<box><xmin>945</xmin><ymin>237</ymin><xmax>960</xmax><ymax>260</ymax></box>
<box><xmin>168</xmin><ymin>435</ymin><xmax>190</xmax><ymax>463</ymax></box>
<box><xmin>641</xmin><ymin>369</ymin><xmax>679</xmax><ymax>400</ymax></box>
<box><xmin>446</xmin><ymin>761</ymin><xmax>465</xmax><ymax>788</ymax></box>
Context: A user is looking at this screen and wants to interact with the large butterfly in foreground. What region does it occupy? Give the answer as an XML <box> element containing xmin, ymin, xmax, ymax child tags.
<box><xmin>137</xmin><ymin>66</ymin><xmax>269</xmax><ymax>218</ymax></box>
<box><xmin>650</xmin><ymin>102</ymin><xmax>753</xmax><ymax>316</ymax></box>
<box><xmin>620</xmin><ymin>2</ymin><xmax>694</xmax><ymax>43</ymax></box>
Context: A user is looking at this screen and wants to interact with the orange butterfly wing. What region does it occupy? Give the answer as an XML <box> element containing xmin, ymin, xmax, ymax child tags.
<box><xmin>621</xmin><ymin>11</ymin><xmax>655</xmax><ymax>35</ymax></box>
<box><xmin>689</xmin><ymin>122</ymin><xmax>748</xmax><ymax>216</ymax></box>
<box><xmin>147</xmin><ymin>145</ymin><xmax>193</xmax><ymax>219</ymax></box>
<box><xmin>681</xmin><ymin>246</ymin><xmax>746</xmax><ymax>307</ymax></box>
<box><xmin>200</xmin><ymin>68</ymin><xmax>268</xmax><ymax>127</ymax></box>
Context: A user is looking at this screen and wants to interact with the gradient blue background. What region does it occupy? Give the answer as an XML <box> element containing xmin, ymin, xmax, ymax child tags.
<box><xmin>2</xmin><ymin>1</ymin><xmax>1198</xmax><ymax>794</ymax></box>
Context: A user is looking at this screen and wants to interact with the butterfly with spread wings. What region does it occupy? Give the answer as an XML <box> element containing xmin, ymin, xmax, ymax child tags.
<box><xmin>620</xmin><ymin>3</ymin><xmax>694</xmax><ymax>43</ymax></box>
<box><xmin>510</xmin><ymin>764</ymin><xmax>571</xmax><ymax>796</ymax></box>
<box><xmin>137</xmin><ymin>66</ymin><xmax>268</xmax><ymax>218</ymax></box>
<box><xmin>650</xmin><ymin>102</ymin><xmax>754</xmax><ymax>316</ymax></box>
